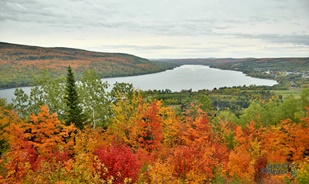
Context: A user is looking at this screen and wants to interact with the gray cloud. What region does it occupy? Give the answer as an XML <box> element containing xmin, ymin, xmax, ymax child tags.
<box><xmin>0</xmin><ymin>0</ymin><xmax>61</xmax><ymax>21</ymax></box>
<box><xmin>0</xmin><ymin>0</ymin><xmax>119</xmax><ymax>29</ymax></box>
<box><xmin>95</xmin><ymin>44</ymin><xmax>179</xmax><ymax>51</ymax></box>
<box><xmin>235</xmin><ymin>33</ymin><xmax>309</xmax><ymax>46</ymax></box>
<box><xmin>0</xmin><ymin>0</ymin><xmax>308</xmax><ymax>58</ymax></box>
<box><xmin>1</xmin><ymin>0</ymin><xmax>307</xmax><ymax>35</ymax></box>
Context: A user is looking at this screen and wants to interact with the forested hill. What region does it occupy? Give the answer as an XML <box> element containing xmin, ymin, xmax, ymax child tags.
<box><xmin>0</xmin><ymin>42</ymin><xmax>176</xmax><ymax>89</ymax></box>
<box><xmin>213</xmin><ymin>58</ymin><xmax>309</xmax><ymax>88</ymax></box>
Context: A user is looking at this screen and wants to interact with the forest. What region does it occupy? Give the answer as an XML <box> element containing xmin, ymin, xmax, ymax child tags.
<box><xmin>0</xmin><ymin>42</ymin><xmax>176</xmax><ymax>89</ymax></box>
<box><xmin>0</xmin><ymin>67</ymin><xmax>309</xmax><ymax>183</ymax></box>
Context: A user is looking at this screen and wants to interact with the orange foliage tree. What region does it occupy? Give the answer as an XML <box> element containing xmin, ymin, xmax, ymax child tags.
<box><xmin>137</xmin><ymin>100</ymin><xmax>163</xmax><ymax>152</ymax></box>
<box><xmin>227</xmin><ymin>122</ymin><xmax>266</xmax><ymax>183</ymax></box>
<box><xmin>1</xmin><ymin>106</ymin><xmax>76</xmax><ymax>183</ymax></box>
<box><xmin>263</xmin><ymin>107</ymin><xmax>309</xmax><ymax>164</ymax></box>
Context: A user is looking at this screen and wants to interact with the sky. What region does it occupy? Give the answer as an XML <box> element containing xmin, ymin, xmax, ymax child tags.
<box><xmin>0</xmin><ymin>0</ymin><xmax>308</xmax><ymax>59</ymax></box>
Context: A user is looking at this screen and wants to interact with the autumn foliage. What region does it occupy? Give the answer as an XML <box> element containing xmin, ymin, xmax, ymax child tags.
<box><xmin>1</xmin><ymin>92</ymin><xmax>309</xmax><ymax>183</ymax></box>
<box><xmin>94</xmin><ymin>144</ymin><xmax>141</xmax><ymax>183</ymax></box>
<box><xmin>0</xmin><ymin>42</ymin><xmax>175</xmax><ymax>89</ymax></box>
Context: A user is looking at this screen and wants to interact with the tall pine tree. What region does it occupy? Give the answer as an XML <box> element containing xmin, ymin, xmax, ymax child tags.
<box><xmin>65</xmin><ymin>66</ymin><xmax>84</xmax><ymax>129</ymax></box>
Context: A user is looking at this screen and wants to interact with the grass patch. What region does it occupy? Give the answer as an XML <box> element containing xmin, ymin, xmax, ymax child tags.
<box><xmin>271</xmin><ymin>88</ymin><xmax>303</xmax><ymax>98</ymax></box>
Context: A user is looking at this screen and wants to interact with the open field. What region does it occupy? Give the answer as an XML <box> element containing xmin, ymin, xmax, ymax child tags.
<box><xmin>272</xmin><ymin>88</ymin><xmax>305</xmax><ymax>98</ymax></box>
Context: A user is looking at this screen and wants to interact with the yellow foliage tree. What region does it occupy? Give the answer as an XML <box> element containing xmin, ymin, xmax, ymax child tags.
<box><xmin>106</xmin><ymin>91</ymin><xmax>144</xmax><ymax>149</ymax></box>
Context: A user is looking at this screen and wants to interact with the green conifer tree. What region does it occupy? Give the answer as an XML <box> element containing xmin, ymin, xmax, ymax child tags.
<box><xmin>65</xmin><ymin>66</ymin><xmax>84</xmax><ymax>129</ymax></box>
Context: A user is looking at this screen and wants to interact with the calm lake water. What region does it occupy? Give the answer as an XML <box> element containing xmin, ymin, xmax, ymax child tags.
<box><xmin>0</xmin><ymin>65</ymin><xmax>277</xmax><ymax>103</ymax></box>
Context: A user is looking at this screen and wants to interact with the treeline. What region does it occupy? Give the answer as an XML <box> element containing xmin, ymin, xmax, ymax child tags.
<box><xmin>143</xmin><ymin>85</ymin><xmax>291</xmax><ymax>117</ymax></box>
<box><xmin>0</xmin><ymin>68</ymin><xmax>309</xmax><ymax>183</ymax></box>
<box><xmin>213</xmin><ymin>58</ymin><xmax>309</xmax><ymax>88</ymax></box>
<box><xmin>0</xmin><ymin>42</ymin><xmax>176</xmax><ymax>89</ymax></box>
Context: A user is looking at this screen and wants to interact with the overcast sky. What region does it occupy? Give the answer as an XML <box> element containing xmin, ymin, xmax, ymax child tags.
<box><xmin>0</xmin><ymin>0</ymin><xmax>308</xmax><ymax>59</ymax></box>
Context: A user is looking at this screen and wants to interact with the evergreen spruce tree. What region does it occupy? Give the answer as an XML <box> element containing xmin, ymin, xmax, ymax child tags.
<box><xmin>65</xmin><ymin>66</ymin><xmax>84</xmax><ymax>129</ymax></box>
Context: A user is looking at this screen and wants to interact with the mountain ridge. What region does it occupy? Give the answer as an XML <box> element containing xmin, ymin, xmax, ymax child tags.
<box><xmin>0</xmin><ymin>42</ymin><xmax>176</xmax><ymax>89</ymax></box>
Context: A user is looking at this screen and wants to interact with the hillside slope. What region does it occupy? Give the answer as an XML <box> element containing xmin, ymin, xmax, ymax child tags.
<box><xmin>0</xmin><ymin>42</ymin><xmax>176</xmax><ymax>89</ymax></box>
<box><xmin>213</xmin><ymin>58</ymin><xmax>309</xmax><ymax>87</ymax></box>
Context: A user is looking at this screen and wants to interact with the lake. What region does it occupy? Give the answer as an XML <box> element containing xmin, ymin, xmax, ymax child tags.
<box><xmin>0</xmin><ymin>65</ymin><xmax>277</xmax><ymax>103</ymax></box>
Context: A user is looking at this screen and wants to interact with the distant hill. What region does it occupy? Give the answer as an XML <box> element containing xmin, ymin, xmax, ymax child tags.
<box><xmin>213</xmin><ymin>57</ymin><xmax>309</xmax><ymax>72</ymax></box>
<box><xmin>0</xmin><ymin>42</ymin><xmax>177</xmax><ymax>89</ymax></box>
<box><xmin>151</xmin><ymin>58</ymin><xmax>249</xmax><ymax>66</ymax></box>
<box><xmin>155</xmin><ymin>57</ymin><xmax>309</xmax><ymax>68</ymax></box>
<box><xmin>213</xmin><ymin>57</ymin><xmax>309</xmax><ymax>88</ymax></box>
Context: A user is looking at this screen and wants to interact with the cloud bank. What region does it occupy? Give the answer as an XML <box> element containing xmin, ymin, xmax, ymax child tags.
<box><xmin>0</xmin><ymin>0</ymin><xmax>308</xmax><ymax>58</ymax></box>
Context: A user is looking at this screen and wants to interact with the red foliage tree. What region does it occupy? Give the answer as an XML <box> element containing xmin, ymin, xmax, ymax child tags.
<box><xmin>94</xmin><ymin>144</ymin><xmax>141</xmax><ymax>183</ymax></box>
